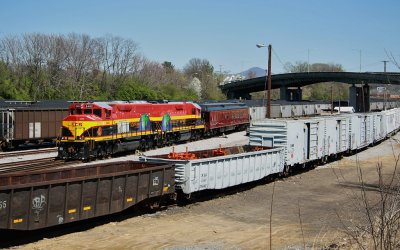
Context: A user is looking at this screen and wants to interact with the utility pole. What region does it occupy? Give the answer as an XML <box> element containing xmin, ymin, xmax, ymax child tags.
<box><xmin>267</xmin><ymin>44</ymin><xmax>272</xmax><ymax>118</ymax></box>
<box><xmin>256</xmin><ymin>43</ymin><xmax>272</xmax><ymax>118</ymax></box>
<box><xmin>382</xmin><ymin>60</ymin><xmax>389</xmax><ymax>73</ymax></box>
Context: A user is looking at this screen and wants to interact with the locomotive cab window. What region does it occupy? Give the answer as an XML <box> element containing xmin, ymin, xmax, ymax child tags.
<box><xmin>105</xmin><ymin>110</ymin><xmax>111</xmax><ymax>118</ymax></box>
<box><xmin>70</xmin><ymin>108</ymin><xmax>82</xmax><ymax>115</ymax></box>
<box><xmin>84</xmin><ymin>109</ymin><xmax>92</xmax><ymax>114</ymax></box>
<box><xmin>94</xmin><ymin>109</ymin><xmax>102</xmax><ymax>117</ymax></box>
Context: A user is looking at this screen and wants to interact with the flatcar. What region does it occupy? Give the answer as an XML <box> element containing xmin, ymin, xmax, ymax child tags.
<box><xmin>0</xmin><ymin>100</ymin><xmax>69</xmax><ymax>150</ymax></box>
<box><xmin>57</xmin><ymin>100</ymin><xmax>250</xmax><ymax>161</ymax></box>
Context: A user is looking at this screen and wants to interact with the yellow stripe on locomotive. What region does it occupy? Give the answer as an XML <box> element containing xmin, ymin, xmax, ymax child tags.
<box><xmin>60</xmin><ymin>115</ymin><xmax>203</xmax><ymax>143</ymax></box>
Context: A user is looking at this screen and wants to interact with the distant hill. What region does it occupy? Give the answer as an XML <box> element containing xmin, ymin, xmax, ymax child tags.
<box><xmin>220</xmin><ymin>67</ymin><xmax>266</xmax><ymax>85</ymax></box>
<box><xmin>239</xmin><ymin>67</ymin><xmax>266</xmax><ymax>78</ymax></box>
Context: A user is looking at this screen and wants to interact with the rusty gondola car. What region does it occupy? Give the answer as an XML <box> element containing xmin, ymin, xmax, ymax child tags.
<box><xmin>0</xmin><ymin>101</ymin><xmax>70</xmax><ymax>150</ymax></box>
<box><xmin>0</xmin><ymin>161</ymin><xmax>175</xmax><ymax>230</ymax></box>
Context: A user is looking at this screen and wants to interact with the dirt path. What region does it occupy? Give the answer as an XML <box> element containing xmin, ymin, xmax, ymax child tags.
<box><xmin>8</xmin><ymin>134</ymin><xmax>400</xmax><ymax>250</ymax></box>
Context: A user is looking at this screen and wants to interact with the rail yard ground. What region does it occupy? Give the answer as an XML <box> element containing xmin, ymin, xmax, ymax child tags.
<box><xmin>4</xmin><ymin>131</ymin><xmax>400</xmax><ymax>249</ymax></box>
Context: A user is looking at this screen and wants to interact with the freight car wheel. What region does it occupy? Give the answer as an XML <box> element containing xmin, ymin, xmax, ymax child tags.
<box><xmin>193</xmin><ymin>130</ymin><xmax>202</xmax><ymax>141</ymax></box>
<box><xmin>0</xmin><ymin>142</ymin><xmax>6</xmax><ymax>152</ymax></box>
<box><xmin>147</xmin><ymin>139</ymin><xmax>154</xmax><ymax>149</ymax></box>
<box><xmin>280</xmin><ymin>165</ymin><xmax>290</xmax><ymax>177</ymax></box>
<box><xmin>321</xmin><ymin>155</ymin><xmax>328</xmax><ymax>164</ymax></box>
<box><xmin>149</xmin><ymin>201</ymin><xmax>160</xmax><ymax>210</ymax></box>
<box><xmin>140</xmin><ymin>139</ymin><xmax>148</xmax><ymax>151</ymax></box>
<box><xmin>165</xmin><ymin>134</ymin><xmax>173</xmax><ymax>146</ymax></box>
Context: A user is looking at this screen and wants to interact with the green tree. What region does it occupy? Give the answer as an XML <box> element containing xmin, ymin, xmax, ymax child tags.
<box><xmin>115</xmin><ymin>78</ymin><xmax>158</xmax><ymax>100</ymax></box>
<box><xmin>284</xmin><ymin>61</ymin><xmax>347</xmax><ymax>100</ymax></box>
<box><xmin>0</xmin><ymin>32</ymin><xmax>228</xmax><ymax>102</ymax></box>
<box><xmin>0</xmin><ymin>61</ymin><xmax>30</xmax><ymax>99</ymax></box>
<box><xmin>162</xmin><ymin>61</ymin><xmax>175</xmax><ymax>74</ymax></box>
<box><xmin>284</xmin><ymin>61</ymin><xmax>308</xmax><ymax>73</ymax></box>
<box><xmin>157</xmin><ymin>83</ymin><xmax>200</xmax><ymax>100</ymax></box>
<box><xmin>183</xmin><ymin>58</ymin><xmax>225</xmax><ymax>100</ymax></box>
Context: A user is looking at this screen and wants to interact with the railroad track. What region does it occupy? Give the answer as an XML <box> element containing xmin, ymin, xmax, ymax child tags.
<box><xmin>0</xmin><ymin>147</ymin><xmax>58</xmax><ymax>158</ymax></box>
<box><xmin>0</xmin><ymin>157</ymin><xmax>79</xmax><ymax>174</ymax></box>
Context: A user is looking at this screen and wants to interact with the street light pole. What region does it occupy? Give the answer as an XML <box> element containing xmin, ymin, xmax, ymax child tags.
<box><xmin>256</xmin><ymin>43</ymin><xmax>272</xmax><ymax>118</ymax></box>
<box><xmin>267</xmin><ymin>44</ymin><xmax>272</xmax><ymax>118</ymax></box>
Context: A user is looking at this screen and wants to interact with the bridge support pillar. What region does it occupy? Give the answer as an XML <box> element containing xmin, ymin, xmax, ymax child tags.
<box><xmin>349</xmin><ymin>84</ymin><xmax>358</xmax><ymax>111</ymax></box>
<box><xmin>295</xmin><ymin>87</ymin><xmax>302</xmax><ymax>101</ymax></box>
<box><xmin>280</xmin><ymin>87</ymin><xmax>302</xmax><ymax>101</ymax></box>
<box><xmin>280</xmin><ymin>86</ymin><xmax>288</xmax><ymax>100</ymax></box>
<box><xmin>349</xmin><ymin>84</ymin><xmax>370</xmax><ymax>112</ymax></box>
<box><xmin>227</xmin><ymin>92</ymin><xmax>235</xmax><ymax>99</ymax></box>
<box><xmin>363</xmin><ymin>84</ymin><xmax>370</xmax><ymax>112</ymax></box>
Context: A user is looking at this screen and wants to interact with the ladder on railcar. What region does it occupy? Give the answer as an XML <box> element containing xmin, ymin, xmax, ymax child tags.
<box><xmin>340</xmin><ymin>119</ymin><xmax>347</xmax><ymax>152</ymax></box>
<box><xmin>308</xmin><ymin>122</ymin><xmax>318</xmax><ymax>160</ymax></box>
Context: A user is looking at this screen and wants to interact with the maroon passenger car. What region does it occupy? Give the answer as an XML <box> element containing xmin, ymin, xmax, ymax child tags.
<box><xmin>199</xmin><ymin>102</ymin><xmax>249</xmax><ymax>136</ymax></box>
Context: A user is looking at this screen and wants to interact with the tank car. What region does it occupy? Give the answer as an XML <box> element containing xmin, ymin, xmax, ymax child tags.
<box><xmin>57</xmin><ymin>101</ymin><xmax>204</xmax><ymax>160</ymax></box>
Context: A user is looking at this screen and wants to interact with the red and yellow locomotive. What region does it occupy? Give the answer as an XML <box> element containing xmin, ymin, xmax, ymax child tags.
<box><xmin>58</xmin><ymin>101</ymin><xmax>204</xmax><ymax>160</ymax></box>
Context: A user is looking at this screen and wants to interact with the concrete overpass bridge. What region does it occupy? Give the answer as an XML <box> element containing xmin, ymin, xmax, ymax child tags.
<box><xmin>219</xmin><ymin>72</ymin><xmax>400</xmax><ymax>112</ymax></box>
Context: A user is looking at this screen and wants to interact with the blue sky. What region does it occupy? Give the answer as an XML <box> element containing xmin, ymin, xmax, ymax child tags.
<box><xmin>1</xmin><ymin>0</ymin><xmax>399</xmax><ymax>74</ymax></box>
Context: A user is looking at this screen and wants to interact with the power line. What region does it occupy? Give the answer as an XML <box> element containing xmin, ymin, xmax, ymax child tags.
<box><xmin>271</xmin><ymin>48</ymin><xmax>285</xmax><ymax>68</ymax></box>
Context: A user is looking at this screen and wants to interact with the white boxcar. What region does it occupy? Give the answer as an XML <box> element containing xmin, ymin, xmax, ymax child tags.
<box><xmin>140</xmin><ymin>147</ymin><xmax>284</xmax><ymax>194</ymax></box>
<box><xmin>345</xmin><ymin>113</ymin><xmax>375</xmax><ymax>150</ymax></box>
<box><xmin>250</xmin><ymin>115</ymin><xmax>353</xmax><ymax>166</ymax></box>
<box><xmin>250</xmin><ymin>117</ymin><xmax>327</xmax><ymax>166</ymax></box>
<box><xmin>346</xmin><ymin>114</ymin><xmax>362</xmax><ymax>150</ymax></box>
<box><xmin>315</xmin><ymin>104</ymin><xmax>330</xmax><ymax>114</ymax></box>
<box><xmin>291</xmin><ymin>105</ymin><xmax>303</xmax><ymax>117</ymax></box>
<box><xmin>322</xmin><ymin>116</ymin><xmax>350</xmax><ymax>155</ymax></box>
<box><xmin>372</xmin><ymin>112</ymin><xmax>384</xmax><ymax>142</ymax></box>
<box><xmin>303</xmin><ymin>105</ymin><xmax>315</xmax><ymax>116</ymax></box>
<box><xmin>280</xmin><ymin>105</ymin><xmax>292</xmax><ymax>118</ymax></box>
<box><xmin>248</xmin><ymin>103</ymin><xmax>335</xmax><ymax>119</ymax></box>
<box><xmin>270</xmin><ymin>105</ymin><xmax>281</xmax><ymax>118</ymax></box>
<box><xmin>383</xmin><ymin>108</ymin><xmax>399</xmax><ymax>135</ymax></box>
<box><xmin>249</xmin><ymin>106</ymin><xmax>266</xmax><ymax>121</ymax></box>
